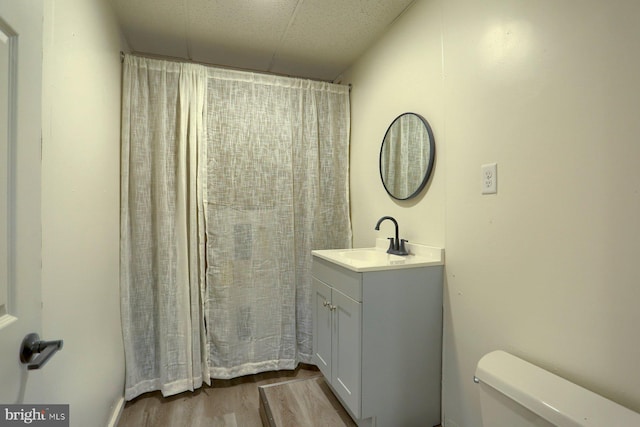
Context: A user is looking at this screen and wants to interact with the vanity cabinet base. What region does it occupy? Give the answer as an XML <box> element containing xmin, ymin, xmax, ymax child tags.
<box><xmin>312</xmin><ymin>256</ymin><xmax>443</xmax><ymax>427</ymax></box>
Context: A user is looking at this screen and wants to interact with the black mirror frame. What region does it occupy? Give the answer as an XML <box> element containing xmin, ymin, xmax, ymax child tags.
<box><xmin>379</xmin><ymin>112</ymin><xmax>436</xmax><ymax>201</ymax></box>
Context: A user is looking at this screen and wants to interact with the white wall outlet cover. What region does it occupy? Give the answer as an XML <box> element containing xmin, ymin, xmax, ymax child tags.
<box><xmin>481</xmin><ymin>163</ymin><xmax>497</xmax><ymax>194</ymax></box>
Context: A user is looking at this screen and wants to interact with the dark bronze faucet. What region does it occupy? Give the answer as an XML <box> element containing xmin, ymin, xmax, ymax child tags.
<box><xmin>374</xmin><ymin>216</ymin><xmax>409</xmax><ymax>255</ymax></box>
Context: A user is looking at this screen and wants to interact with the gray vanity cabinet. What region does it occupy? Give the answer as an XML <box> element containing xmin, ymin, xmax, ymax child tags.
<box><xmin>312</xmin><ymin>267</ymin><xmax>362</xmax><ymax>418</ymax></box>
<box><xmin>311</xmin><ymin>255</ymin><xmax>443</xmax><ymax>427</ymax></box>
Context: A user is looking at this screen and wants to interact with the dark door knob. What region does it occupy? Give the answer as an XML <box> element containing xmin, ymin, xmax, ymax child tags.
<box><xmin>20</xmin><ymin>333</ymin><xmax>64</xmax><ymax>370</ymax></box>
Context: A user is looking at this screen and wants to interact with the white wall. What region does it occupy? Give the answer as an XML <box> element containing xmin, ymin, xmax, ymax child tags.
<box><xmin>342</xmin><ymin>0</ymin><xmax>640</xmax><ymax>426</ymax></box>
<box><xmin>342</xmin><ymin>0</ymin><xmax>445</xmax><ymax>250</ymax></box>
<box><xmin>40</xmin><ymin>0</ymin><xmax>125</xmax><ymax>425</ymax></box>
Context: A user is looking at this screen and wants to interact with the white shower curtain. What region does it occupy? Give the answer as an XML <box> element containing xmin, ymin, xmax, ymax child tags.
<box><xmin>120</xmin><ymin>55</ymin><xmax>350</xmax><ymax>400</ymax></box>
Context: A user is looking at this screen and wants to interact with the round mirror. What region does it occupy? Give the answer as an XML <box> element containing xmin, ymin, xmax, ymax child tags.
<box><xmin>379</xmin><ymin>112</ymin><xmax>435</xmax><ymax>200</ymax></box>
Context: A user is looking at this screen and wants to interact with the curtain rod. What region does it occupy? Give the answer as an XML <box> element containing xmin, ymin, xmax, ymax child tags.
<box><xmin>119</xmin><ymin>51</ymin><xmax>350</xmax><ymax>89</ymax></box>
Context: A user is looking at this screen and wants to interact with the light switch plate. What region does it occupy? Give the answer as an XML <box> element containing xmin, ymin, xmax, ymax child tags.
<box><xmin>481</xmin><ymin>163</ymin><xmax>497</xmax><ymax>194</ymax></box>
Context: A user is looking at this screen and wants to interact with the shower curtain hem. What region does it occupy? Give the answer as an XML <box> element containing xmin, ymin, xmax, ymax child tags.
<box><xmin>208</xmin><ymin>358</ymin><xmax>297</xmax><ymax>380</ymax></box>
<box><xmin>124</xmin><ymin>375</ymin><xmax>204</xmax><ymax>401</ymax></box>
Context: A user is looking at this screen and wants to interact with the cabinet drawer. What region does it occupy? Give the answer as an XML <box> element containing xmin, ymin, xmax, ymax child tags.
<box><xmin>312</xmin><ymin>257</ymin><xmax>362</xmax><ymax>301</ymax></box>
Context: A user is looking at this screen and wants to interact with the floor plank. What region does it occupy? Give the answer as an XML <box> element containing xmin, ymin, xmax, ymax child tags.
<box><xmin>117</xmin><ymin>366</ymin><xmax>321</xmax><ymax>427</ymax></box>
<box><xmin>259</xmin><ymin>376</ymin><xmax>356</xmax><ymax>427</ymax></box>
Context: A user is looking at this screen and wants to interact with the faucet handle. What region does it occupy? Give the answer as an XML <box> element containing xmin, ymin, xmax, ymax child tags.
<box><xmin>386</xmin><ymin>237</ymin><xmax>396</xmax><ymax>253</ymax></box>
<box><xmin>399</xmin><ymin>239</ymin><xmax>409</xmax><ymax>255</ymax></box>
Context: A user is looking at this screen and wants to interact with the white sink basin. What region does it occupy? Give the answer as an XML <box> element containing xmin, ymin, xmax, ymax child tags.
<box><xmin>338</xmin><ymin>249</ymin><xmax>406</xmax><ymax>263</ymax></box>
<box><xmin>312</xmin><ymin>240</ymin><xmax>444</xmax><ymax>272</ymax></box>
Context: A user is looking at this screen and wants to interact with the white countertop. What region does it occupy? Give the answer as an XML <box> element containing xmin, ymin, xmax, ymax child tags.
<box><xmin>312</xmin><ymin>239</ymin><xmax>444</xmax><ymax>272</ymax></box>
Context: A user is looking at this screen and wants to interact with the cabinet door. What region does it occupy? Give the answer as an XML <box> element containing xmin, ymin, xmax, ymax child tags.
<box><xmin>332</xmin><ymin>287</ymin><xmax>362</xmax><ymax>418</ymax></box>
<box><xmin>312</xmin><ymin>278</ymin><xmax>332</xmax><ymax>379</ymax></box>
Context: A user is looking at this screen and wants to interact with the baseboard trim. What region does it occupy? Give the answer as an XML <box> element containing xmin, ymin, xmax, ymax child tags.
<box><xmin>106</xmin><ymin>396</ymin><xmax>125</xmax><ymax>427</ymax></box>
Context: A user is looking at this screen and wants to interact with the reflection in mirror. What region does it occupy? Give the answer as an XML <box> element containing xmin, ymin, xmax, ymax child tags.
<box><xmin>379</xmin><ymin>113</ymin><xmax>435</xmax><ymax>200</ymax></box>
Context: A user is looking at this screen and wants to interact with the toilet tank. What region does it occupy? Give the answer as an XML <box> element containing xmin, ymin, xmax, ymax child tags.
<box><xmin>475</xmin><ymin>350</ymin><xmax>640</xmax><ymax>427</ymax></box>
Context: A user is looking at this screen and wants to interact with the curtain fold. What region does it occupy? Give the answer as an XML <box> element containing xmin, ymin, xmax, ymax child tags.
<box><xmin>121</xmin><ymin>55</ymin><xmax>350</xmax><ymax>399</ymax></box>
<box><xmin>121</xmin><ymin>56</ymin><xmax>209</xmax><ymax>400</ymax></box>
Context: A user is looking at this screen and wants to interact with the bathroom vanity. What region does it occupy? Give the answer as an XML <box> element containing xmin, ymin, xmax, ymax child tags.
<box><xmin>311</xmin><ymin>240</ymin><xmax>444</xmax><ymax>427</ymax></box>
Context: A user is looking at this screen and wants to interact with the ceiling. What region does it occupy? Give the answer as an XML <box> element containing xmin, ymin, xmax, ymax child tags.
<box><xmin>109</xmin><ymin>0</ymin><xmax>416</xmax><ymax>82</ymax></box>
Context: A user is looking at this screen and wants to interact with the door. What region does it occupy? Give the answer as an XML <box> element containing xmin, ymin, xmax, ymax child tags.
<box><xmin>0</xmin><ymin>0</ymin><xmax>43</xmax><ymax>403</ymax></box>
<box><xmin>332</xmin><ymin>288</ymin><xmax>361</xmax><ymax>418</ymax></box>
<box><xmin>312</xmin><ymin>278</ymin><xmax>332</xmax><ymax>379</ymax></box>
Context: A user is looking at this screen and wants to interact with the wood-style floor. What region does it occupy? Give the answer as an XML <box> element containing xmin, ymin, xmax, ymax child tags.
<box><xmin>259</xmin><ymin>376</ymin><xmax>356</xmax><ymax>427</ymax></box>
<box><xmin>117</xmin><ymin>365</ymin><xmax>322</xmax><ymax>427</ymax></box>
